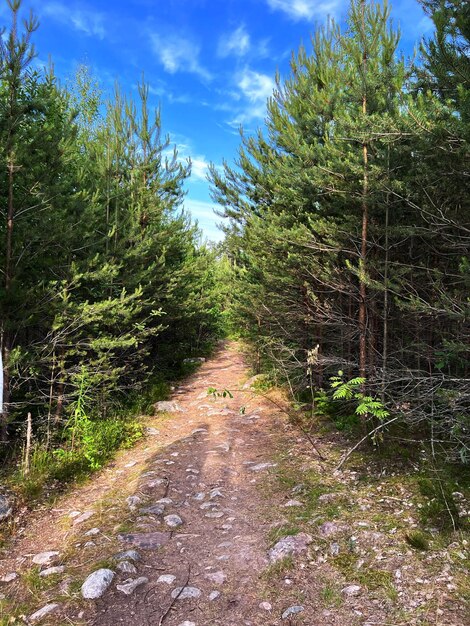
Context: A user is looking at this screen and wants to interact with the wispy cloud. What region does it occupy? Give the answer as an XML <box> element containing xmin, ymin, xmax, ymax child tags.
<box><xmin>42</xmin><ymin>2</ymin><xmax>106</xmax><ymax>39</ymax></box>
<box><xmin>218</xmin><ymin>25</ymin><xmax>251</xmax><ymax>58</ymax></box>
<box><xmin>266</xmin><ymin>0</ymin><xmax>340</xmax><ymax>21</ymax></box>
<box><xmin>229</xmin><ymin>67</ymin><xmax>275</xmax><ymax>125</ymax></box>
<box><xmin>150</xmin><ymin>33</ymin><xmax>211</xmax><ymax>81</ymax></box>
<box><xmin>185</xmin><ymin>198</ymin><xmax>225</xmax><ymax>242</ymax></box>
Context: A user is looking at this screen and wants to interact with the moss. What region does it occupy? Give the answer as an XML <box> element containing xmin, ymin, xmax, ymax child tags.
<box><xmin>405</xmin><ymin>530</ymin><xmax>430</xmax><ymax>551</ymax></box>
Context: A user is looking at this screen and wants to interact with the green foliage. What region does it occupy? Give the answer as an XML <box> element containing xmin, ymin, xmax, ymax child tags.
<box><xmin>0</xmin><ymin>1</ymin><xmax>225</xmax><ymax>484</ymax></box>
<box><xmin>330</xmin><ymin>372</ymin><xmax>390</xmax><ymax>421</ymax></box>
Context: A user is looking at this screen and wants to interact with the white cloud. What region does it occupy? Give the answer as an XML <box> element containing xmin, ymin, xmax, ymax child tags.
<box><xmin>266</xmin><ymin>0</ymin><xmax>341</xmax><ymax>21</ymax></box>
<box><xmin>185</xmin><ymin>198</ymin><xmax>225</xmax><ymax>242</ymax></box>
<box><xmin>164</xmin><ymin>136</ymin><xmax>213</xmax><ymax>183</ymax></box>
<box><xmin>42</xmin><ymin>2</ymin><xmax>106</xmax><ymax>38</ymax></box>
<box><xmin>218</xmin><ymin>25</ymin><xmax>251</xmax><ymax>58</ymax></box>
<box><xmin>230</xmin><ymin>68</ymin><xmax>275</xmax><ymax>125</ymax></box>
<box><xmin>150</xmin><ymin>33</ymin><xmax>211</xmax><ymax>81</ymax></box>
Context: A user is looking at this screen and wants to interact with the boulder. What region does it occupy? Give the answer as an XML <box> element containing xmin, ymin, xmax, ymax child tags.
<box><xmin>268</xmin><ymin>533</ymin><xmax>312</xmax><ymax>563</ymax></box>
<box><xmin>0</xmin><ymin>495</ymin><xmax>12</xmax><ymax>522</ymax></box>
<box><xmin>81</xmin><ymin>569</ymin><xmax>114</xmax><ymax>599</ymax></box>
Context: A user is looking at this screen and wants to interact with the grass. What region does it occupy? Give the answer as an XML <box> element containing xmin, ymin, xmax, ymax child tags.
<box><xmin>405</xmin><ymin>530</ymin><xmax>430</xmax><ymax>551</ymax></box>
<box><xmin>261</xmin><ymin>555</ymin><xmax>294</xmax><ymax>580</ymax></box>
<box><xmin>320</xmin><ymin>582</ymin><xmax>343</xmax><ymax>607</ymax></box>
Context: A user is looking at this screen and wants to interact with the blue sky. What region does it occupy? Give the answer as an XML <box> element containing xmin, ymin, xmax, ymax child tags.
<box><xmin>1</xmin><ymin>0</ymin><xmax>433</xmax><ymax>241</ymax></box>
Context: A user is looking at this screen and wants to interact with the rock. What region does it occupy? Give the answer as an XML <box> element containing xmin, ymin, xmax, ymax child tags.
<box><xmin>183</xmin><ymin>357</ymin><xmax>206</xmax><ymax>363</ymax></box>
<box><xmin>319</xmin><ymin>521</ymin><xmax>349</xmax><ymax>537</ymax></box>
<box><xmin>210</xmin><ymin>488</ymin><xmax>224</xmax><ymax>499</ymax></box>
<box><xmin>0</xmin><ymin>572</ymin><xmax>18</xmax><ymax>583</ymax></box>
<box><xmin>164</xmin><ymin>514</ymin><xmax>183</xmax><ymax>528</ymax></box>
<box><xmin>318</xmin><ymin>492</ymin><xmax>345</xmax><ymax>504</ymax></box>
<box><xmin>208</xmin><ymin>590</ymin><xmax>221</xmax><ymax>601</ymax></box>
<box><xmin>283</xmin><ymin>499</ymin><xmax>303</xmax><ymax>507</ymax></box>
<box><xmin>171</xmin><ymin>586</ymin><xmax>202</xmax><ymax>600</ymax></box>
<box><xmin>0</xmin><ymin>495</ymin><xmax>12</xmax><ymax>522</ymax></box>
<box><xmin>205</xmin><ymin>570</ymin><xmax>226</xmax><ymax>585</ymax></box>
<box><xmin>330</xmin><ymin>542</ymin><xmax>340</xmax><ymax>556</ymax></box>
<box><xmin>126</xmin><ymin>495</ymin><xmax>142</xmax><ymax>510</ymax></box>
<box><xmin>125</xmin><ymin>461</ymin><xmax>137</xmax><ymax>467</ymax></box>
<box><xmin>154</xmin><ymin>401</ymin><xmax>184</xmax><ymax>413</ymax></box>
<box><xmin>39</xmin><ymin>566</ymin><xmax>65</xmax><ymax>577</ymax></box>
<box><xmin>118</xmin><ymin>531</ymin><xmax>171</xmax><ymax>549</ymax></box>
<box><xmin>73</xmin><ymin>511</ymin><xmax>94</xmax><ymax>525</ymax></box>
<box><xmin>32</xmin><ymin>551</ymin><xmax>59</xmax><ymax>566</ymax></box>
<box><xmin>117</xmin><ymin>561</ymin><xmax>137</xmax><ymax>574</ymax></box>
<box><xmin>282</xmin><ymin>605</ymin><xmax>304</xmax><ymax>619</ymax></box>
<box><xmin>157</xmin><ymin>574</ymin><xmax>176</xmax><ymax>584</ymax></box>
<box><xmin>146</xmin><ymin>427</ymin><xmax>160</xmax><ymax>436</ymax></box>
<box><xmin>114</xmin><ymin>549</ymin><xmax>140</xmax><ymax>562</ymax></box>
<box><xmin>178</xmin><ymin>622</ymin><xmax>196</xmax><ymax>626</ymax></box>
<box><xmin>259</xmin><ymin>601</ymin><xmax>272</xmax><ymax>611</ymax></box>
<box><xmin>140</xmin><ymin>504</ymin><xmax>165</xmax><ymax>516</ymax></box>
<box><xmin>192</xmin><ymin>428</ymin><xmax>208</xmax><ymax>435</ymax></box>
<box><xmin>242</xmin><ymin>374</ymin><xmax>262</xmax><ymax>389</ymax></box>
<box><xmin>29</xmin><ymin>603</ymin><xmax>60</xmax><ymax>623</ymax></box>
<box><xmin>342</xmin><ymin>584</ymin><xmax>361</xmax><ymax>597</ymax></box>
<box><xmin>205</xmin><ymin>512</ymin><xmax>224</xmax><ymax>518</ymax></box>
<box><xmin>84</xmin><ymin>528</ymin><xmax>100</xmax><ymax>536</ymax></box>
<box><xmin>268</xmin><ymin>533</ymin><xmax>312</xmax><ymax>563</ymax></box>
<box><xmin>116</xmin><ymin>576</ymin><xmax>148</xmax><ymax>595</ymax></box>
<box><xmin>81</xmin><ymin>569</ymin><xmax>115</xmax><ymax>599</ymax></box>
<box><xmin>249</xmin><ymin>462</ymin><xmax>276</xmax><ymax>472</ymax></box>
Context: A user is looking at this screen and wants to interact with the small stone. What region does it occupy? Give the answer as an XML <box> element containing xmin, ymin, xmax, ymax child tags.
<box><xmin>116</xmin><ymin>576</ymin><xmax>148</xmax><ymax>595</ymax></box>
<box><xmin>208</xmin><ymin>590</ymin><xmax>220</xmax><ymax>601</ymax></box>
<box><xmin>157</xmin><ymin>574</ymin><xmax>176</xmax><ymax>584</ymax></box>
<box><xmin>146</xmin><ymin>427</ymin><xmax>160</xmax><ymax>436</ymax></box>
<box><xmin>32</xmin><ymin>551</ymin><xmax>59</xmax><ymax>566</ymax></box>
<box><xmin>125</xmin><ymin>461</ymin><xmax>137</xmax><ymax>467</ymax></box>
<box><xmin>140</xmin><ymin>504</ymin><xmax>165</xmax><ymax>516</ymax></box>
<box><xmin>342</xmin><ymin>584</ymin><xmax>361</xmax><ymax>597</ymax></box>
<box><xmin>282</xmin><ymin>605</ymin><xmax>304</xmax><ymax>619</ymax></box>
<box><xmin>29</xmin><ymin>603</ymin><xmax>60</xmax><ymax>623</ymax></box>
<box><xmin>205</xmin><ymin>570</ymin><xmax>226</xmax><ymax>585</ymax></box>
<box><xmin>84</xmin><ymin>541</ymin><xmax>95</xmax><ymax>548</ymax></box>
<box><xmin>68</xmin><ymin>510</ymin><xmax>81</xmax><ymax>518</ymax></box>
<box><xmin>81</xmin><ymin>569</ymin><xmax>115</xmax><ymax>599</ymax></box>
<box><xmin>117</xmin><ymin>561</ymin><xmax>137</xmax><ymax>574</ymax></box>
<box><xmin>318</xmin><ymin>492</ymin><xmax>344</xmax><ymax>504</ymax></box>
<box><xmin>126</xmin><ymin>495</ymin><xmax>142</xmax><ymax>510</ymax></box>
<box><xmin>114</xmin><ymin>549</ymin><xmax>140</xmax><ymax>562</ymax></box>
<box><xmin>0</xmin><ymin>495</ymin><xmax>13</xmax><ymax>522</ymax></box>
<box><xmin>249</xmin><ymin>462</ymin><xmax>276</xmax><ymax>472</ymax></box>
<box><xmin>330</xmin><ymin>542</ymin><xmax>340</xmax><ymax>556</ymax></box>
<box><xmin>118</xmin><ymin>532</ymin><xmax>171</xmax><ymax>549</ymax></box>
<box><xmin>164</xmin><ymin>514</ymin><xmax>183</xmax><ymax>528</ymax></box>
<box><xmin>39</xmin><ymin>566</ymin><xmax>65</xmax><ymax>577</ymax></box>
<box><xmin>73</xmin><ymin>511</ymin><xmax>94</xmax><ymax>525</ymax></box>
<box><xmin>158</xmin><ymin>497</ymin><xmax>174</xmax><ymax>505</ymax></box>
<box><xmin>0</xmin><ymin>572</ymin><xmax>18</xmax><ymax>583</ymax></box>
<box><xmin>171</xmin><ymin>586</ymin><xmax>202</xmax><ymax>600</ymax></box>
<box><xmin>205</xmin><ymin>512</ymin><xmax>224</xmax><ymax>518</ymax></box>
<box><xmin>178</xmin><ymin>622</ymin><xmax>196</xmax><ymax>626</ymax></box>
<box><xmin>154</xmin><ymin>401</ymin><xmax>184</xmax><ymax>413</ymax></box>
<box><xmin>210</xmin><ymin>489</ymin><xmax>224</xmax><ymax>499</ymax></box>
<box><xmin>319</xmin><ymin>521</ymin><xmax>349</xmax><ymax>537</ymax></box>
<box><xmin>85</xmin><ymin>528</ymin><xmax>100</xmax><ymax>536</ymax></box>
<box><xmin>259</xmin><ymin>601</ymin><xmax>272</xmax><ymax>611</ymax></box>
<box><xmin>283</xmin><ymin>499</ymin><xmax>302</xmax><ymax>507</ymax></box>
<box><xmin>268</xmin><ymin>533</ymin><xmax>312</xmax><ymax>563</ymax></box>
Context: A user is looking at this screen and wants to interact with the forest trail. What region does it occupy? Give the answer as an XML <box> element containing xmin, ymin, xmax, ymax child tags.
<box><xmin>1</xmin><ymin>342</ymin><xmax>468</xmax><ymax>626</ymax></box>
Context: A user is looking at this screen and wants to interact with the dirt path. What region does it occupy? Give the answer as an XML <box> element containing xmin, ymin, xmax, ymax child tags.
<box><xmin>1</xmin><ymin>342</ymin><xmax>468</xmax><ymax>626</ymax></box>
<box><xmin>0</xmin><ymin>343</ymin><xmax>294</xmax><ymax>625</ymax></box>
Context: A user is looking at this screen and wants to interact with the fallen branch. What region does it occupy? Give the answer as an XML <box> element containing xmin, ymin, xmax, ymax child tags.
<box><xmin>335</xmin><ymin>416</ymin><xmax>399</xmax><ymax>471</ymax></box>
